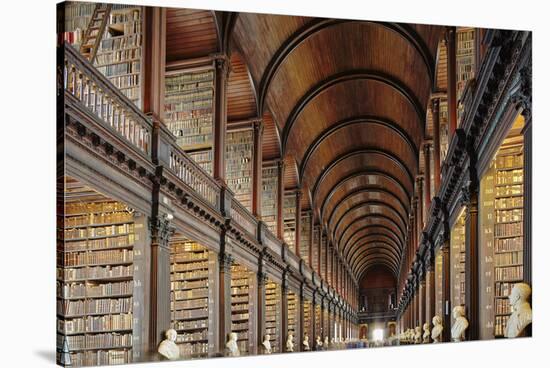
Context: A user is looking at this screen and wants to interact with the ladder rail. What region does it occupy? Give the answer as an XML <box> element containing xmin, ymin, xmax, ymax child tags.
<box><xmin>79</xmin><ymin>4</ymin><xmax>112</xmax><ymax>63</ymax></box>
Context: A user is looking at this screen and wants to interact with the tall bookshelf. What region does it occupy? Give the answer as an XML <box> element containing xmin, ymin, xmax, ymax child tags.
<box><xmin>456</xmin><ymin>27</ymin><xmax>476</xmax><ymax>125</ymax></box>
<box><xmin>226</xmin><ymin>129</ymin><xmax>253</xmax><ymax>211</ymax></box>
<box><xmin>61</xmin><ymin>2</ymin><xmax>95</xmax><ymax>47</ymax></box>
<box><xmin>231</xmin><ymin>264</ymin><xmax>253</xmax><ymax>354</ymax></box>
<box><xmin>287</xmin><ymin>291</ymin><xmax>298</xmax><ymax>351</ymax></box>
<box><xmin>57</xmin><ymin>200</ymin><xmax>135</xmax><ymax>366</ymax></box>
<box><xmin>322</xmin><ymin>307</ymin><xmax>329</xmax><ymax>338</ymax></box>
<box><xmin>434</xmin><ymin>248</ymin><xmax>443</xmax><ymax>319</ymax></box>
<box><xmin>312</xmin><ymin>226</ymin><xmax>320</xmax><ymax>274</ymax></box>
<box><xmin>303</xmin><ymin>300</ymin><xmax>312</xmax><ymax>342</ymax></box>
<box><xmin>164</xmin><ymin>68</ymin><xmax>215</xmax><ymax>174</ymax></box>
<box><xmin>439</xmin><ymin>99</ymin><xmax>450</xmax><ymax>163</ymax></box>
<box><xmin>320</xmin><ymin>235</ymin><xmax>326</xmax><ymax>278</ymax></box>
<box><xmin>300</xmin><ymin>214</ymin><xmax>311</xmax><ymax>264</ymax></box>
<box><xmin>283</xmin><ymin>193</ymin><xmax>296</xmax><ymax>249</ymax></box>
<box><xmin>450</xmin><ymin>209</ymin><xmax>466</xmax><ymax>310</ymax></box>
<box><xmin>170</xmin><ymin>239</ymin><xmax>214</xmax><ymax>358</ymax></box>
<box><xmin>265</xmin><ymin>281</ymin><xmax>281</xmax><ymax>353</ymax></box>
<box><xmin>261</xmin><ymin>164</ymin><xmax>278</xmax><ymax>233</ymax></box>
<box><xmin>314</xmin><ymin>304</ymin><xmax>322</xmax><ymax>339</ymax></box>
<box><xmin>93</xmin><ymin>5</ymin><xmax>143</xmax><ymax>108</ymax></box>
<box><xmin>493</xmin><ymin>141</ymin><xmax>524</xmax><ymax>337</ymax></box>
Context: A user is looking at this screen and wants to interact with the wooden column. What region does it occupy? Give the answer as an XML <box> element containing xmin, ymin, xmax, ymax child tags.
<box><xmin>419</xmin><ymin>276</ymin><xmax>426</xmax><ymax>330</ymax></box>
<box><xmin>148</xmin><ymin>216</ymin><xmax>173</xmax><ymax>352</ymax></box>
<box><xmin>423</xmin><ymin>142</ymin><xmax>432</xmax><ymax>221</ymax></box>
<box><xmin>464</xmin><ymin>183</ymin><xmax>479</xmax><ymax>340</ymax></box>
<box><xmin>320</xmin><ymin>297</ymin><xmax>325</xmax><ymax>339</ymax></box>
<box><xmin>523</xmin><ymin>116</ymin><xmax>532</xmax><ymax>286</ymax></box>
<box><xmin>425</xmin><ymin>252</ymin><xmax>435</xmax><ymax>338</ymax></box>
<box><xmin>281</xmin><ymin>273</ymin><xmax>289</xmax><ymax>351</ymax></box>
<box><xmin>417</xmin><ymin>178</ymin><xmax>424</xmax><ymax>231</ymax></box>
<box><xmin>431</xmin><ymin>99</ymin><xmax>441</xmax><ymax>193</ymax></box>
<box><xmin>251</xmin><ymin>119</ymin><xmax>264</xmax><ymax>218</ymax></box>
<box><xmin>276</xmin><ymin>159</ymin><xmax>285</xmax><ymax>239</ymax></box>
<box><xmin>218</xmin><ymin>251</ymin><xmax>233</xmax><ymax>352</ymax></box>
<box><xmin>256</xmin><ymin>268</ymin><xmax>267</xmax><ymax>350</ymax></box>
<box><xmin>446</xmin><ymin>26</ymin><xmax>457</xmax><ymax>142</ymax></box>
<box><xmin>295</xmin><ymin>190</ymin><xmax>302</xmax><ymax>256</ymax></box>
<box><xmin>213</xmin><ymin>55</ymin><xmax>230</xmax><ymax>182</ymax></box>
<box><xmin>142</xmin><ymin>7</ymin><xmax>166</xmax><ymax>121</ymax></box>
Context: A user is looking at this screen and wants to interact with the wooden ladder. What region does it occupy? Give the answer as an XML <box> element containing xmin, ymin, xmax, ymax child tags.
<box><xmin>80</xmin><ymin>3</ymin><xmax>112</xmax><ymax>63</ymax></box>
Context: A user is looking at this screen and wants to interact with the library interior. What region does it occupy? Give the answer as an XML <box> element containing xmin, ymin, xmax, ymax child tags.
<box><xmin>56</xmin><ymin>2</ymin><xmax>532</xmax><ymax>366</ymax></box>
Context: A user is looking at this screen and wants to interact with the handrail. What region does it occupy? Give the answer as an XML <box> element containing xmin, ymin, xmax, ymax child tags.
<box><xmin>63</xmin><ymin>44</ymin><xmax>152</xmax><ymax>155</ymax></box>
<box><xmin>230</xmin><ymin>197</ymin><xmax>258</xmax><ymax>238</ymax></box>
<box><xmin>168</xmin><ymin>143</ymin><xmax>221</xmax><ymax>209</ymax></box>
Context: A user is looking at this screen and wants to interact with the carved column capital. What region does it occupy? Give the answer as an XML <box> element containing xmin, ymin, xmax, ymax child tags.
<box><xmin>257</xmin><ymin>270</ymin><xmax>268</xmax><ymax>286</ymax></box>
<box><xmin>219</xmin><ymin>252</ymin><xmax>234</xmax><ymax>272</ymax></box>
<box><xmin>148</xmin><ymin>215</ymin><xmax>175</xmax><ymax>249</ymax></box>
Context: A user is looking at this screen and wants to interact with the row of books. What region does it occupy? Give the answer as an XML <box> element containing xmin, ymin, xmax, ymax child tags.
<box><xmin>65</xmin><ymin>224</ymin><xmax>134</xmax><ymax>240</ymax></box>
<box><xmin>165</xmin><ymin>89</ymin><xmax>212</xmax><ymax>103</ymax></box>
<box><xmin>171</xmin><ymin>269</ymin><xmax>209</xmax><ymax>281</ymax></box>
<box><xmin>494</xmin><ymin>222</ymin><xmax>523</xmax><ymax>237</ymax></box>
<box><xmin>265</xmin><ymin>281</ymin><xmax>280</xmax><ymax>352</ymax></box>
<box><xmin>165</xmin><ymin>71</ymin><xmax>214</xmax><ymax>86</ymax></box>
<box><xmin>174</xmin><ymin>319</ymin><xmax>208</xmax><ymax>331</ymax></box>
<box><xmin>496</xmin><ymin>153</ymin><xmax>524</xmax><ymax>169</ymax></box>
<box><xmin>495</xmin><ymin>298</ymin><xmax>513</xmax><ymax>315</ymax></box>
<box><xmin>180</xmin><ymin>342</ymin><xmax>209</xmax><ymax>356</ymax></box>
<box><xmin>65</xmin><ymin>202</ymin><xmax>128</xmax><ymax>214</ymax></box>
<box><xmin>64</xmin><ymin>235</ymin><xmax>135</xmax><ymax>252</ymax></box>
<box><xmin>96</xmin><ymin>61</ymin><xmax>141</xmax><ymax>77</ymax></box>
<box><xmin>176</xmin><ymin>329</ymin><xmax>208</xmax><ymax>343</ymax></box>
<box><xmin>69</xmin><ymin>349</ymin><xmax>132</xmax><ymax>366</ymax></box>
<box><xmin>59</xmin><ymin>332</ymin><xmax>132</xmax><ymax>350</ymax></box>
<box><xmin>171</xmin><ymin>261</ymin><xmax>209</xmax><ymax>274</ymax></box>
<box><xmin>59</xmin><ymin>265</ymin><xmax>133</xmax><ymax>281</ymax></box>
<box><xmin>231</xmin><ymin>265</ymin><xmax>251</xmax><ymax>352</ymax></box>
<box><xmin>95</xmin><ymin>48</ymin><xmax>141</xmax><ymax>65</ymax></box>
<box><xmin>173</xmin><ymin>288</ymin><xmax>209</xmax><ymax>301</ymax></box>
<box><xmin>165</xmin><ymin>108</ymin><xmax>213</xmax><ymax>121</ymax></box>
<box><xmin>62</xmin><ymin>249</ymin><xmax>133</xmax><ymax>266</ymax></box>
<box><xmin>172</xmin><ymin>298</ymin><xmax>208</xmax><ymax>310</ymax></box>
<box><xmin>169</xmin><ymin>117</ymin><xmax>213</xmax><ymax>134</ymax></box>
<box><xmin>495</xmin><ymin>209</ymin><xmax>523</xmax><ymax>223</ymax></box>
<box><xmin>494</xmin><ymin>315</ymin><xmax>510</xmax><ymax>337</ymax></box>
<box><xmin>62</xmin><ymin>212</ymin><xmax>133</xmax><ymax>227</ymax></box>
<box><xmin>494</xmin><ymin>251</ymin><xmax>523</xmax><ymax>266</ymax></box>
<box><xmin>171</xmin><ymin>252</ymin><xmax>208</xmax><ymax>263</ymax></box>
<box><xmin>60</xmin><ymin>313</ymin><xmax>133</xmax><ymax>334</ymax></box>
<box><xmin>173</xmin><ymin>308</ymin><xmax>208</xmax><ymax>320</ymax></box>
<box><xmin>495</xmin><ymin>282</ymin><xmax>519</xmax><ymax>297</ymax></box>
<box><xmin>495</xmin><ymin>266</ymin><xmax>523</xmax><ymax>282</ymax></box>
<box><xmin>495</xmin><ymin>197</ymin><xmax>523</xmax><ymax>209</ymax></box>
<box><xmin>495</xmin><ymin>184</ymin><xmax>523</xmax><ymax>197</ymax></box>
<box><xmin>99</xmin><ymin>34</ymin><xmax>142</xmax><ymax>51</ymax></box>
<box><xmin>58</xmin><ymin>281</ymin><xmax>133</xmax><ymax>299</ymax></box>
<box><xmin>496</xmin><ymin>170</ymin><xmax>523</xmax><ymax>185</ymax></box>
<box><xmin>108</xmin><ymin>74</ymin><xmax>140</xmax><ymax>89</ymax></box>
<box><xmin>495</xmin><ymin>236</ymin><xmax>523</xmax><ymax>252</ymax></box>
<box><xmin>171</xmin><ymin>279</ymin><xmax>208</xmax><ymax>291</ymax></box>
<box><xmin>59</xmin><ymin>297</ymin><xmax>132</xmax><ymax>316</ymax></box>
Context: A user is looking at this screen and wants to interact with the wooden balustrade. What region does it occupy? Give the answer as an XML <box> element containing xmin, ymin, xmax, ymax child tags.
<box><xmin>230</xmin><ymin>198</ymin><xmax>258</xmax><ymax>237</ymax></box>
<box><xmin>63</xmin><ymin>45</ymin><xmax>152</xmax><ymax>155</ymax></box>
<box><xmin>169</xmin><ymin>144</ymin><xmax>221</xmax><ymax>209</ymax></box>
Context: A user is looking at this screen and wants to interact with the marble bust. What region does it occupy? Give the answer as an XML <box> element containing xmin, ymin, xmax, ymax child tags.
<box><xmin>225</xmin><ymin>332</ymin><xmax>240</xmax><ymax>357</ymax></box>
<box><xmin>422</xmin><ymin>322</ymin><xmax>431</xmax><ymax>343</ymax></box>
<box><xmin>262</xmin><ymin>334</ymin><xmax>272</xmax><ymax>354</ymax></box>
<box><xmin>451</xmin><ymin>306</ymin><xmax>469</xmax><ymax>342</ymax></box>
<box><xmin>158</xmin><ymin>329</ymin><xmax>180</xmax><ymax>360</ymax></box>
<box><xmin>315</xmin><ymin>335</ymin><xmax>323</xmax><ymax>350</ymax></box>
<box><xmin>505</xmin><ymin>283</ymin><xmax>532</xmax><ymax>338</ymax></box>
<box><xmin>286</xmin><ymin>332</ymin><xmax>294</xmax><ymax>352</ymax></box>
<box><xmin>303</xmin><ymin>333</ymin><xmax>310</xmax><ymax>351</ymax></box>
<box><xmin>431</xmin><ymin>315</ymin><xmax>443</xmax><ymax>343</ymax></box>
<box><xmin>414</xmin><ymin>326</ymin><xmax>422</xmax><ymax>344</ymax></box>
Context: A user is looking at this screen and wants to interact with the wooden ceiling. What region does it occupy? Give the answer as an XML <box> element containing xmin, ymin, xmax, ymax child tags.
<box><xmin>165</xmin><ymin>9</ymin><xmax>446</xmax><ymax>283</ymax></box>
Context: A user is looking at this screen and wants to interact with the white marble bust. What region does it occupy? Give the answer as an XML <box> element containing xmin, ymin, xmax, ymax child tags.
<box><xmin>262</xmin><ymin>334</ymin><xmax>272</xmax><ymax>354</ymax></box>
<box><xmin>414</xmin><ymin>326</ymin><xmax>422</xmax><ymax>344</ymax></box>
<box><xmin>303</xmin><ymin>333</ymin><xmax>310</xmax><ymax>351</ymax></box>
<box><xmin>431</xmin><ymin>315</ymin><xmax>443</xmax><ymax>343</ymax></box>
<box><xmin>422</xmin><ymin>322</ymin><xmax>431</xmax><ymax>343</ymax></box>
<box><xmin>158</xmin><ymin>329</ymin><xmax>180</xmax><ymax>360</ymax></box>
<box><xmin>451</xmin><ymin>306</ymin><xmax>469</xmax><ymax>342</ymax></box>
<box><xmin>286</xmin><ymin>332</ymin><xmax>294</xmax><ymax>352</ymax></box>
<box><xmin>315</xmin><ymin>335</ymin><xmax>323</xmax><ymax>350</ymax></box>
<box><xmin>505</xmin><ymin>283</ymin><xmax>532</xmax><ymax>338</ymax></box>
<box><xmin>225</xmin><ymin>332</ymin><xmax>240</xmax><ymax>357</ymax></box>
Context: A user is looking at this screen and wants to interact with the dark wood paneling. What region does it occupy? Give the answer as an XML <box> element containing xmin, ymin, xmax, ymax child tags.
<box><xmin>227</xmin><ymin>52</ymin><xmax>257</xmax><ymax>121</ymax></box>
<box><xmin>166</xmin><ymin>8</ymin><xmax>218</xmax><ymax>61</ymax></box>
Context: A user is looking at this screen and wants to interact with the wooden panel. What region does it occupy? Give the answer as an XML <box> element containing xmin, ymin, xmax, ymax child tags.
<box><xmin>283</xmin><ymin>154</ymin><xmax>298</xmax><ymax>190</ymax></box>
<box><xmin>261</xmin><ymin>111</ymin><xmax>280</xmax><ymax>161</ymax></box>
<box><xmin>232</xmin><ymin>13</ymin><xmax>312</xmax><ymax>86</ymax></box>
<box><xmin>166</xmin><ymin>8</ymin><xmax>218</xmax><ymax>61</ymax></box>
<box><xmin>227</xmin><ymin>52</ymin><xmax>257</xmax><ymax>121</ymax></box>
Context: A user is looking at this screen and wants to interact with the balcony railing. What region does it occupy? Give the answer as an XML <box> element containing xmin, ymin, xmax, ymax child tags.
<box><xmin>230</xmin><ymin>198</ymin><xmax>257</xmax><ymax>238</ymax></box>
<box><xmin>63</xmin><ymin>45</ymin><xmax>152</xmax><ymax>155</ymax></box>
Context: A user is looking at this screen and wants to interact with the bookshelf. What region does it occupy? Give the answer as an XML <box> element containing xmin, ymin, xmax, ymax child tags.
<box><xmin>322</xmin><ymin>306</ymin><xmax>329</xmax><ymax>338</ymax></box>
<box><xmin>226</xmin><ymin>129</ymin><xmax>254</xmax><ymax>211</ymax></box>
<box><xmin>164</xmin><ymin>68</ymin><xmax>215</xmax><ymax>174</ymax></box>
<box><xmin>303</xmin><ymin>300</ymin><xmax>312</xmax><ymax>342</ymax></box>
<box><xmin>170</xmin><ymin>239</ymin><xmax>214</xmax><ymax>358</ymax></box>
<box><xmin>312</xmin><ymin>226</ymin><xmax>319</xmax><ymax>274</ymax></box>
<box><xmin>265</xmin><ymin>281</ymin><xmax>281</xmax><ymax>353</ymax></box>
<box><xmin>456</xmin><ymin>27</ymin><xmax>476</xmax><ymax>125</ymax></box>
<box><xmin>283</xmin><ymin>193</ymin><xmax>296</xmax><ymax>249</ymax></box>
<box><xmin>287</xmin><ymin>290</ymin><xmax>298</xmax><ymax>351</ymax></box>
<box><xmin>231</xmin><ymin>264</ymin><xmax>253</xmax><ymax>354</ymax></box>
<box><xmin>314</xmin><ymin>304</ymin><xmax>322</xmax><ymax>339</ymax></box>
<box><xmin>320</xmin><ymin>235</ymin><xmax>326</xmax><ymax>278</ymax></box>
<box><xmin>57</xmin><ymin>200</ymin><xmax>135</xmax><ymax>366</ymax></box>
<box><xmin>300</xmin><ymin>214</ymin><xmax>311</xmax><ymax>265</ymax></box>
<box><xmin>93</xmin><ymin>5</ymin><xmax>143</xmax><ymax>108</ymax></box>
<box><xmin>261</xmin><ymin>164</ymin><xmax>278</xmax><ymax>233</ymax></box>
<box><xmin>439</xmin><ymin>99</ymin><xmax>449</xmax><ymax>163</ymax></box>
<box><xmin>450</xmin><ymin>209</ymin><xmax>466</xmax><ymax>311</ymax></box>
<box><xmin>61</xmin><ymin>2</ymin><xmax>95</xmax><ymax>47</ymax></box>
<box><xmin>434</xmin><ymin>248</ymin><xmax>443</xmax><ymax>319</ymax></box>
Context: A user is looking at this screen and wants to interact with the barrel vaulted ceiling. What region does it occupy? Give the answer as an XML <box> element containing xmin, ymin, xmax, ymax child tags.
<box><xmin>165</xmin><ymin>8</ymin><xmax>445</xmax><ymax>283</ymax></box>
